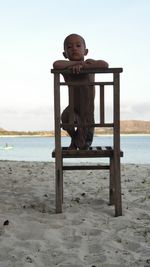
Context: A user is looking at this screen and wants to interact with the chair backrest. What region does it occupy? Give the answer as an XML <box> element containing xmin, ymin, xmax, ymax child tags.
<box><xmin>51</xmin><ymin>68</ymin><xmax>123</xmax><ymax>152</ymax></box>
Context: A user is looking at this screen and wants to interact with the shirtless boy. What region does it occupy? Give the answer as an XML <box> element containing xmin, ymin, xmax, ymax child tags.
<box><xmin>53</xmin><ymin>33</ymin><xmax>109</xmax><ymax>149</ymax></box>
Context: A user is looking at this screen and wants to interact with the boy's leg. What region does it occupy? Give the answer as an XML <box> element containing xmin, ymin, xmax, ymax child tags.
<box><xmin>61</xmin><ymin>107</ymin><xmax>77</xmax><ymax>149</ymax></box>
<box><xmin>74</xmin><ymin>114</ymin><xmax>87</xmax><ymax>149</ymax></box>
<box><xmin>75</xmin><ymin>127</ymin><xmax>94</xmax><ymax>149</ymax></box>
<box><xmin>84</xmin><ymin>115</ymin><xmax>95</xmax><ymax>148</ymax></box>
<box><xmin>61</xmin><ymin>106</ymin><xmax>74</xmax><ymax>136</ymax></box>
<box><xmin>61</xmin><ymin>109</ymin><xmax>87</xmax><ymax>150</ymax></box>
<box><xmin>85</xmin><ymin>127</ymin><xmax>94</xmax><ymax>147</ymax></box>
<box><xmin>61</xmin><ymin>108</ymin><xmax>94</xmax><ymax>150</ymax></box>
<box><xmin>75</xmin><ymin>115</ymin><xmax>94</xmax><ymax>149</ymax></box>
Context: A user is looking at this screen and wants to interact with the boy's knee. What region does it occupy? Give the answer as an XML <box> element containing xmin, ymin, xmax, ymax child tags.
<box><xmin>61</xmin><ymin>106</ymin><xmax>69</xmax><ymax>123</ymax></box>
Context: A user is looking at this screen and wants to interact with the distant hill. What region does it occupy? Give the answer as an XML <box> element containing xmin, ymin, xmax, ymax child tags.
<box><xmin>0</xmin><ymin>127</ymin><xmax>5</xmax><ymax>131</ymax></box>
<box><xmin>0</xmin><ymin>128</ymin><xmax>67</xmax><ymax>136</ymax></box>
<box><xmin>120</xmin><ymin>120</ymin><xmax>150</xmax><ymax>134</ymax></box>
<box><xmin>0</xmin><ymin>120</ymin><xmax>150</xmax><ymax>136</ymax></box>
<box><xmin>94</xmin><ymin>120</ymin><xmax>150</xmax><ymax>135</ymax></box>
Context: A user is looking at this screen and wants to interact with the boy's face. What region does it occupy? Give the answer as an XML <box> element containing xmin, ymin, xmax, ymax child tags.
<box><xmin>63</xmin><ymin>35</ymin><xmax>88</xmax><ymax>61</ymax></box>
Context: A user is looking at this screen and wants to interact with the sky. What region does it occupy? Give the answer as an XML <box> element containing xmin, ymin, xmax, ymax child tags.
<box><xmin>0</xmin><ymin>0</ymin><xmax>150</xmax><ymax>131</ymax></box>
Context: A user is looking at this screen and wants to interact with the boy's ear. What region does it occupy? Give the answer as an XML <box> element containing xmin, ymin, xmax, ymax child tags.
<box><xmin>63</xmin><ymin>52</ymin><xmax>67</xmax><ymax>58</ymax></box>
<box><xmin>85</xmin><ymin>48</ymin><xmax>88</xmax><ymax>55</ymax></box>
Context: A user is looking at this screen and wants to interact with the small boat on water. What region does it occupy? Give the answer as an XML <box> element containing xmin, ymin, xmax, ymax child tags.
<box><xmin>0</xmin><ymin>144</ymin><xmax>14</xmax><ymax>150</ymax></box>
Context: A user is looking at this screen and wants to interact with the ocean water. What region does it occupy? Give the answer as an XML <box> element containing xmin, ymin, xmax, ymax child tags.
<box><xmin>0</xmin><ymin>135</ymin><xmax>150</xmax><ymax>164</ymax></box>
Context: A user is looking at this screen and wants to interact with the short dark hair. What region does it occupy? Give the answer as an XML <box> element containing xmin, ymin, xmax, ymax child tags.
<box><xmin>64</xmin><ymin>34</ymin><xmax>86</xmax><ymax>50</ymax></box>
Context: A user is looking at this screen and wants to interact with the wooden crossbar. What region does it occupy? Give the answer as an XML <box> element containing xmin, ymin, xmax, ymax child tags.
<box><xmin>52</xmin><ymin>146</ymin><xmax>123</xmax><ymax>158</ymax></box>
<box><xmin>63</xmin><ymin>165</ymin><xmax>110</xmax><ymax>170</ymax></box>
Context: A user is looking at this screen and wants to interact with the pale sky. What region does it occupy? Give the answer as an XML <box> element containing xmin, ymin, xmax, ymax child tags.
<box><xmin>0</xmin><ymin>0</ymin><xmax>150</xmax><ymax>131</ymax></box>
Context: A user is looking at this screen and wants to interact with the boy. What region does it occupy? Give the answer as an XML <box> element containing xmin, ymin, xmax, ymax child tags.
<box><xmin>53</xmin><ymin>33</ymin><xmax>109</xmax><ymax>149</ymax></box>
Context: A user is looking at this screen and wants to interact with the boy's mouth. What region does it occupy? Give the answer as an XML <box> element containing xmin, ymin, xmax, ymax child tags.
<box><xmin>73</xmin><ymin>53</ymin><xmax>79</xmax><ymax>56</ymax></box>
<box><xmin>72</xmin><ymin>53</ymin><xmax>81</xmax><ymax>58</ymax></box>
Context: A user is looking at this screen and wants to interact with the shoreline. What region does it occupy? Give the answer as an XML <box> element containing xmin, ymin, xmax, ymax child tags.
<box><xmin>0</xmin><ymin>159</ymin><xmax>150</xmax><ymax>165</ymax></box>
<box><xmin>0</xmin><ymin>133</ymin><xmax>150</xmax><ymax>137</ymax></box>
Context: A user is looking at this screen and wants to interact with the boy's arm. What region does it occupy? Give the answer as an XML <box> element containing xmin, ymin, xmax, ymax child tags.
<box><xmin>84</xmin><ymin>59</ymin><xmax>109</xmax><ymax>68</ymax></box>
<box><xmin>53</xmin><ymin>60</ymin><xmax>82</xmax><ymax>69</ymax></box>
<box><xmin>53</xmin><ymin>59</ymin><xmax>109</xmax><ymax>69</ymax></box>
<box><xmin>53</xmin><ymin>59</ymin><xmax>109</xmax><ymax>74</ymax></box>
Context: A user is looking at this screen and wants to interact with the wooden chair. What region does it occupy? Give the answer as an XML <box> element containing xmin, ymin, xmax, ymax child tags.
<box><xmin>51</xmin><ymin>68</ymin><xmax>123</xmax><ymax>216</ymax></box>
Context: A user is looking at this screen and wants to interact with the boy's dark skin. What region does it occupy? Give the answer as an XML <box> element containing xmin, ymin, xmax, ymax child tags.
<box><xmin>53</xmin><ymin>33</ymin><xmax>109</xmax><ymax>150</ymax></box>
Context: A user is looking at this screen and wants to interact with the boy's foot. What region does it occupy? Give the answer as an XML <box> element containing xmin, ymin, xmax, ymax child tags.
<box><xmin>68</xmin><ymin>144</ymin><xmax>77</xmax><ymax>150</ymax></box>
<box><xmin>75</xmin><ymin>128</ymin><xmax>86</xmax><ymax>149</ymax></box>
<box><xmin>67</xmin><ymin>139</ymin><xmax>77</xmax><ymax>150</ymax></box>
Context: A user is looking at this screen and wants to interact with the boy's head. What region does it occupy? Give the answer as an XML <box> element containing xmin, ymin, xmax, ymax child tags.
<box><xmin>63</xmin><ymin>33</ymin><xmax>88</xmax><ymax>61</ymax></box>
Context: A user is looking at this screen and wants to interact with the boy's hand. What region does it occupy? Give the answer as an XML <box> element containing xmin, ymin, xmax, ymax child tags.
<box><xmin>68</xmin><ymin>61</ymin><xmax>85</xmax><ymax>74</ymax></box>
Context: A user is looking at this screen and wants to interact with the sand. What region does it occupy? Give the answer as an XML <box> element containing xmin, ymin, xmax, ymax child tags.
<box><xmin>0</xmin><ymin>161</ymin><xmax>150</xmax><ymax>267</ymax></box>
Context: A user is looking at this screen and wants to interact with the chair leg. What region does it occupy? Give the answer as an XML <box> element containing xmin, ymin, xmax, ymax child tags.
<box><xmin>113</xmin><ymin>158</ymin><xmax>122</xmax><ymax>217</ymax></box>
<box><xmin>56</xmin><ymin>166</ymin><xmax>63</xmax><ymax>213</ymax></box>
<box><xmin>109</xmin><ymin>157</ymin><xmax>115</xmax><ymax>205</ymax></box>
<box><xmin>61</xmin><ymin>158</ymin><xmax>64</xmax><ymax>204</ymax></box>
<box><xmin>110</xmin><ymin>157</ymin><xmax>122</xmax><ymax>216</ymax></box>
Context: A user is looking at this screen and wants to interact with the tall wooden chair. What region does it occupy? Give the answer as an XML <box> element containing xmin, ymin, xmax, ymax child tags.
<box><xmin>51</xmin><ymin>68</ymin><xmax>123</xmax><ymax>216</ymax></box>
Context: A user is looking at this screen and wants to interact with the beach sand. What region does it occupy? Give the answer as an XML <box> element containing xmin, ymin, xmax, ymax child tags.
<box><xmin>0</xmin><ymin>161</ymin><xmax>150</xmax><ymax>267</ymax></box>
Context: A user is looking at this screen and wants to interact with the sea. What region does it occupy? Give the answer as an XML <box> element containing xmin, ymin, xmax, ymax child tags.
<box><xmin>0</xmin><ymin>135</ymin><xmax>150</xmax><ymax>164</ymax></box>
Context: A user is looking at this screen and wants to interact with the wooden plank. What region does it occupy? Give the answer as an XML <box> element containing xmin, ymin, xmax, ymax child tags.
<box><xmin>54</xmin><ymin>73</ymin><xmax>63</xmax><ymax>213</ymax></box>
<box><xmin>69</xmin><ymin>86</ymin><xmax>74</xmax><ymax>124</ymax></box>
<box><xmin>100</xmin><ymin>85</ymin><xmax>105</xmax><ymax>124</ymax></box>
<box><xmin>52</xmin><ymin>147</ymin><xmax>123</xmax><ymax>158</ymax></box>
<box><xmin>109</xmin><ymin>157</ymin><xmax>114</xmax><ymax>205</ymax></box>
<box><xmin>60</xmin><ymin>123</ymin><xmax>114</xmax><ymax>128</ymax></box>
<box><xmin>63</xmin><ymin>165</ymin><xmax>110</xmax><ymax>170</ymax></box>
<box><xmin>51</xmin><ymin>68</ymin><xmax>123</xmax><ymax>74</ymax></box>
<box><xmin>60</xmin><ymin>81</ymin><xmax>114</xmax><ymax>86</ymax></box>
<box><xmin>113</xmin><ymin>72</ymin><xmax>122</xmax><ymax>216</ymax></box>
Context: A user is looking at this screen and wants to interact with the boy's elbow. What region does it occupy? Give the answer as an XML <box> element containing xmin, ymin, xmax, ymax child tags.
<box><xmin>53</xmin><ymin>60</ymin><xmax>67</xmax><ymax>69</ymax></box>
<box><xmin>102</xmin><ymin>61</ymin><xmax>109</xmax><ymax>68</ymax></box>
<box><xmin>96</xmin><ymin>60</ymin><xmax>109</xmax><ymax>69</ymax></box>
<box><xmin>53</xmin><ymin>61</ymin><xmax>59</xmax><ymax>69</ymax></box>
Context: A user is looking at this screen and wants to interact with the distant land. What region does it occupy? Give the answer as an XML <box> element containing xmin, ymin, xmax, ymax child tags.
<box><xmin>120</xmin><ymin>120</ymin><xmax>150</xmax><ymax>134</ymax></box>
<box><xmin>0</xmin><ymin>120</ymin><xmax>150</xmax><ymax>136</ymax></box>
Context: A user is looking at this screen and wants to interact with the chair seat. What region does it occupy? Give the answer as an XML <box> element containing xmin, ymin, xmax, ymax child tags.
<box><xmin>52</xmin><ymin>146</ymin><xmax>123</xmax><ymax>158</ymax></box>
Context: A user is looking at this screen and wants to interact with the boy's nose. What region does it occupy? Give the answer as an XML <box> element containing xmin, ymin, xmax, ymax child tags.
<box><xmin>72</xmin><ymin>45</ymin><xmax>77</xmax><ymax>51</ymax></box>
